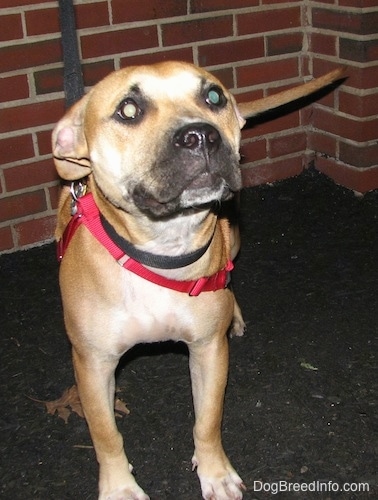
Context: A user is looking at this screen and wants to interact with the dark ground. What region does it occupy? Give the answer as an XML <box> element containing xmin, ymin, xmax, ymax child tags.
<box><xmin>1</xmin><ymin>169</ymin><xmax>377</xmax><ymax>499</ymax></box>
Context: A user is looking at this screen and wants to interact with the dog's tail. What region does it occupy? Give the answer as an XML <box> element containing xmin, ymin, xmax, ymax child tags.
<box><xmin>238</xmin><ymin>67</ymin><xmax>347</xmax><ymax>119</ymax></box>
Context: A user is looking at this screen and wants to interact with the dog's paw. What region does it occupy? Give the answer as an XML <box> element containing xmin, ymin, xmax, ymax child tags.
<box><xmin>229</xmin><ymin>314</ymin><xmax>246</xmax><ymax>338</ymax></box>
<box><xmin>229</xmin><ymin>300</ymin><xmax>246</xmax><ymax>338</ymax></box>
<box><xmin>100</xmin><ymin>484</ymin><xmax>150</xmax><ymax>500</ymax></box>
<box><xmin>229</xmin><ymin>318</ymin><xmax>246</xmax><ymax>338</ymax></box>
<box><xmin>193</xmin><ymin>457</ymin><xmax>245</xmax><ymax>500</ymax></box>
<box><xmin>199</xmin><ymin>471</ymin><xmax>245</xmax><ymax>500</ymax></box>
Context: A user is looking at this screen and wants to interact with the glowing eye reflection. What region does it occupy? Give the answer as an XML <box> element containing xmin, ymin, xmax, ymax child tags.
<box><xmin>208</xmin><ymin>89</ymin><xmax>221</xmax><ymax>105</ymax></box>
<box><xmin>117</xmin><ymin>99</ymin><xmax>141</xmax><ymax>120</ymax></box>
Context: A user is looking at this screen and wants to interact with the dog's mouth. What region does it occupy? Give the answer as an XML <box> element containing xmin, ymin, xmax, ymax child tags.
<box><xmin>185</xmin><ymin>171</ymin><xmax>218</xmax><ymax>190</ymax></box>
<box><xmin>132</xmin><ymin>172</ymin><xmax>237</xmax><ymax>218</ymax></box>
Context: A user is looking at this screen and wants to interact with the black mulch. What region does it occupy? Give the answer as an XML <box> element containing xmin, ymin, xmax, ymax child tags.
<box><xmin>1</xmin><ymin>169</ymin><xmax>377</xmax><ymax>499</ymax></box>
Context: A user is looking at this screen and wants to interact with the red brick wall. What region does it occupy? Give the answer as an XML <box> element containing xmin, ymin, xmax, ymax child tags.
<box><xmin>0</xmin><ymin>0</ymin><xmax>377</xmax><ymax>253</ymax></box>
<box><xmin>307</xmin><ymin>0</ymin><xmax>378</xmax><ymax>193</ymax></box>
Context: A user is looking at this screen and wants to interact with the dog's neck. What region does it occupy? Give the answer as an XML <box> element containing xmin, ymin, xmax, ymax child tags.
<box><xmin>91</xmin><ymin>180</ymin><xmax>219</xmax><ymax>259</ymax></box>
<box><xmin>134</xmin><ymin>210</ymin><xmax>216</xmax><ymax>258</ymax></box>
<box><xmin>100</xmin><ymin>211</ymin><xmax>215</xmax><ymax>269</ymax></box>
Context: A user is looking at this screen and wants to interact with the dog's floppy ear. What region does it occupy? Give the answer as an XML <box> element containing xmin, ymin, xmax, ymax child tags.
<box><xmin>229</xmin><ymin>94</ymin><xmax>246</xmax><ymax>129</ymax></box>
<box><xmin>52</xmin><ymin>93</ymin><xmax>92</xmax><ymax>180</ymax></box>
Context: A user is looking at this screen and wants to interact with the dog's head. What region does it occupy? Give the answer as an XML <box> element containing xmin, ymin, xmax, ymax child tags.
<box><xmin>52</xmin><ymin>61</ymin><xmax>245</xmax><ymax>217</ymax></box>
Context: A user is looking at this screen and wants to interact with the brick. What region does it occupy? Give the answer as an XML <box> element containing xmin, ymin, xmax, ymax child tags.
<box><xmin>0</xmin><ymin>100</ymin><xmax>65</xmax><ymax>134</ymax></box>
<box><xmin>339</xmin><ymin>0</ymin><xmax>378</xmax><ymax>8</ymax></box>
<box><xmin>312</xmin><ymin>59</ymin><xmax>346</xmax><ymax>79</ymax></box>
<box><xmin>14</xmin><ymin>214</ymin><xmax>56</xmax><ymax>247</ymax></box>
<box><xmin>267</xmin><ymin>32</ymin><xmax>303</xmax><ymax>57</ymax></box>
<box><xmin>339</xmin><ymin>91</ymin><xmax>378</xmax><ymax>118</ymax></box>
<box><xmin>4</xmin><ymin>159</ymin><xmax>58</xmax><ymax>193</ymax></box>
<box><xmin>0</xmin><ymin>39</ymin><xmax>62</xmax><ymax>73</ymax></box>
<box><xmin>339</xmin><ymin>142</ymin><xmax>378</xmax><ymax>169</ymax></box>
<box><xmin>0</xmin><ymin>75</ymin><xmax>29</xmax><ymax>103</ymax></box>
<box><xmin>312</xmin><ymin>8</ymin><xmax>378</xmax><ymax>36</ymax></box>
<box><xmin>312</xmin><ymin>59</ymin><xmax>377</xmax><ymax>91</ymax></box>
<box><xmin>308</xmin><ymin>131</ymin><xmax>337</xmax><ymax>158</ymax></box>
<box><xmin>236</xmin><ymin>57</ymin><xmax>299</xmax><ymax>88</ymax></box>
<box><xmin>48</xmin><ymin>184</ymin><xmax>61</xmax><ymax>210</ymax></box>
<box><xmin>211</xmin><ymin>67</ymin><xmax>234</xmax><ymax>89</ymax></box>
<box><xmin>310</xmin><ymin>33</ymin><xmax>337</xmax><ymax>57</ymax></box>
<box><xmin>1</xmin><ymin>135</ymin><xmax>34</xmax><ymax>165</ymax></box>
<box><xmin>269</xmin><ymin>131</ymin><xmax>306</xmax><ymax>158</ymax></box>
<box><xmin>241</xmin><ymin>155</ymin><xmax>304</xmax><ymax>187</ymax></box>
<box><xmin>0</xmin><ymin>13</ymin><xmax>23</xmax><ymax>42</ymax></box>
<box><xmin>198</xmin><ymin>37</ymin><xmax>264</xmax><ymax>67</ymax></box>
<box><xmin>162</xmin><ymin>16</ymin><xmax>232</xmax><ymax>46</ymax></box>
<box><xmin>236</xmin><ymin>89</ymin><xmax>264</xmax><ymax>105</ymax></box>
<box><xmin>34</xmin><ymin>67</ymin><xmax>64</xmax><ymax>95</ymax></box>
<box><xmin>315</xmin><ymin>156</ymin><xmax>378</xmax><ymax>193</ymax></box>
<box><xmin>191</xmin><ymin>0</ymin><xmax>259</xmax><ymax>13</ymax></box>
<box><xmin>25</xmin><ymin>8</ymin><xmax>59</xmax><ymax>36</ymax></box>
<box><xmin>0</xmin><ymin>226</ymin><xmax>14</xmax><ymax>252</ymax></box>
<box><xmin>113</xmin><ymin>0</ymin><xmax>186</xmax><ymax>23</ymax></box>
<box><xmin>240</xmin><ymin>138</ymin><xmax>267</xmax><ymax>164</ymax></box>
<box><xmin>312</xmin><ymin>107</ymin><xmax>378</xmax><ymax>143</ymax></box>
<box><xmin>75</xmin><ymin>2</ymin><xmax>110</xmax><ymax>29</ymax></box>
<box><xmin>82</xmin><ymin>60</ymin><xmax>115</xmax><ymax>87</ymax></box>
<box><xmin>346</xmin><ymin>65</ymin><xmax>378</xmax><ymax>91</ymax></box>
<box><xmin>120</xmin><ymin>47</ymin><xmax>194</xmax><ymax>67</ymax></box>
<box><xmin>238</xmin><ymin>7</ymin><xmax>301</xmax><ymax>36</ymax></box>
<box><xmin>340</xmin><ymin>38</ymin><xmax>378</xmax><ymax>64</ymax></box>
<box><xmin>37</xmin><ymin>129</ymin><xmax>55</xmax><ymax>157</ymax></box>
<box><xmin>0</xmin><ymin>191</ymin><xmax>47</xmax><ymax>223</ymax></box>
<box><xmin>81</xmin><ymin>26</ymin><xmax>159</xmax><ymax>59</ymax></box>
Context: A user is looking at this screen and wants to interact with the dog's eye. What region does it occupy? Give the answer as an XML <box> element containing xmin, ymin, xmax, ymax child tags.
<box><xmin>205</xmin><ymin>86</ymin><xmax>226</xmax><ymax>109</ymax></box>
<box><xmin>117</xmin><ymin>99</ymin><xmax>142</xmax><ymax>121</ymax></box>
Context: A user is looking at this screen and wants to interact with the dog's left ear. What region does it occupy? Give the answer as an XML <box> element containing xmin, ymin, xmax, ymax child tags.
<box><xmin>52</xmin><ymin>94</ymin><xmax>92</xmax><ymax>180</ymax></box>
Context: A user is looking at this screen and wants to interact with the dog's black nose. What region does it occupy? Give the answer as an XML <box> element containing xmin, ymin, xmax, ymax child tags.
<box><xmin>174</xmin><ymin>123</ymin><xmax>221</xmax><ymax>154</ymax></box>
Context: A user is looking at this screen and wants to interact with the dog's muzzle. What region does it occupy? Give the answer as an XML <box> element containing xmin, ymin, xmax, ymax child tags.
<box><xmin>132</xmin><ymin>122</ymin><xmax>240</xmax><ymax>217</ymax></box>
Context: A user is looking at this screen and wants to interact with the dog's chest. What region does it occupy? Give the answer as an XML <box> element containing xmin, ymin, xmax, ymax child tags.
<box><xmin>105</xmin><ymin>270</ymin><xmax>228</xmax><ymax>350</ymax></box>
<box><xmin>112</xmin><ymin>272</ymin><xmax>195</xmax><ymax>344</ymax></box>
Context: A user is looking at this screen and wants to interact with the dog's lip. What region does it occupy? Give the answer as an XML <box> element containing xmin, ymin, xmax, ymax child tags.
<box><xmin>132</xmin><ymin>185</ymin><xmax>181</xmax><ymax>216</ymax></box>
<box><xmin>132</xmin><ymin>173</ymin><xmax>228</xmax><ymax>217</ymax></box>
<box><xmin>134</xmin><ymin>172</ymin><xmax>221</xmax><ymax>205</ymax></box>
<box><xmin>185</xmin><ymin>172</ymin><xmax>220</xmax><ymax>190</ymax></box>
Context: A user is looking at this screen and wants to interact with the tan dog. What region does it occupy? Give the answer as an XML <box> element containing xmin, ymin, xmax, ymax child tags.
<box><xmin>52</xmin><ymin>61</ymin><xmax>345</xmax><ymax>500</ymax></box>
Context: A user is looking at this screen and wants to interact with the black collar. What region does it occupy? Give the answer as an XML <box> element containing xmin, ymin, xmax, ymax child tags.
<box><xmin>100</xmin><ymin>214</ymin><xmax>214</xmax><ymax>270</ymax></box>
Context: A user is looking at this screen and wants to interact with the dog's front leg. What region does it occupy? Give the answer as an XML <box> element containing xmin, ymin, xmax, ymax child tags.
<box><xmin>189</xmin><ymin>334</ymin><xmax>244</xmax><ymax>499</ymax></box>
<box><xmin>72</xmin><ymin>348</ymin><xmax>149</xmax><ymax>500</ymax></box>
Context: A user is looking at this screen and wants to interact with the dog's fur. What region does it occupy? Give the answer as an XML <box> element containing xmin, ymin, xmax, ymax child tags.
<box><xmin>52</xmin><ymin>61</ymin><xmax>345</xmax><ymax>499</ymax></box>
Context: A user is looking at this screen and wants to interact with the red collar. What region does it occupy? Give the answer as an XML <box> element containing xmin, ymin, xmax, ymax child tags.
<box><xmin>57</xmin><ymin>193</ymin><xmax>233</xmax><ymax>296</ymax></box>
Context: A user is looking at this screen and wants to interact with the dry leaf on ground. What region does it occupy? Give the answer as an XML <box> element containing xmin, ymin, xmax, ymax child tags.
<box><xmin>30</xmin><ymin>385</ymin><xmax>130</xmax><ymax>423</ymax></box>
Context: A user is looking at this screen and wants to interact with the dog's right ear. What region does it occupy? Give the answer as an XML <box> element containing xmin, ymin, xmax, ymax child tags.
<box><xmin>52</xmin><ymin>94</ymin><xmax>92</xmax><ymax>180</ymax></box>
